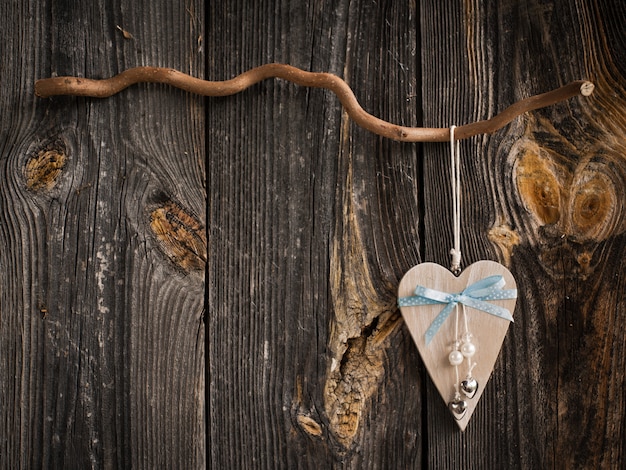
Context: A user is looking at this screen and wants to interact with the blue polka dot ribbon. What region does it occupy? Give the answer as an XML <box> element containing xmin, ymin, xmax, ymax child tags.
<box><xmin>398</xmin><ymin>275</ymin><xmax>517</xmax><ymax>345</ymax></box>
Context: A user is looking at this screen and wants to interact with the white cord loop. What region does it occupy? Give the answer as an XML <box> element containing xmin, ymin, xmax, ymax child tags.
<box><xmin>449</xmin><ymin>125</ymin><xmax>462</xmax><ymax>275</ymax></box>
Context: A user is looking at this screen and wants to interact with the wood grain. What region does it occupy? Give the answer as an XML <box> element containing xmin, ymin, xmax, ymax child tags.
<box><xmin>205</xmin><ymin>0</ymin><xmax>423</xmax><ymax>467</ymax></box>
<box><xmin>421</xmin><ymin>0</ymin><xmax>626</xmax><ymax>467</ymax></box>
<box><xmin>0</xmin><ymin>0</ymin><xmax>206</xmax><ymax>467</ymax></box>
<box><xmin>2</xmin><ymin>0</ymin><xmax>625</xmax><ymax>468</ymax></box>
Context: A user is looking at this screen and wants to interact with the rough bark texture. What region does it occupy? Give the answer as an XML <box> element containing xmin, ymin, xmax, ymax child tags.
<box><xmin>1</xmin><ymin>0</ymin><xmax>625</xmax><ymax>468</ymax></box>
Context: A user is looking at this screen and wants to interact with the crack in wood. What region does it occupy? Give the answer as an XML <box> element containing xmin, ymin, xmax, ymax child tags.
<box><xmin>324</xmin><ymin>308</ymin><xmax>399</xmax><ymax>447</ymax></box>
<box><xmin>324</xmin><ymin>162</ymin><xmax>400</xmax><ymax>447</ymax></box>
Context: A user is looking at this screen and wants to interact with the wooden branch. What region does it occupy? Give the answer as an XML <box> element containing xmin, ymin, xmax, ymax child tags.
<box><xmin>35</xmin><ymin>64</ymin><xmax>594</xmax><ymax>142</ymax></box>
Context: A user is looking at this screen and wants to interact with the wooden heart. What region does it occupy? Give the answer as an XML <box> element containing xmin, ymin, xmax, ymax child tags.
<box><xmin>398</xmin><ymin>260</ymin><xmax>517</xmax><ymax>431</ymax></box>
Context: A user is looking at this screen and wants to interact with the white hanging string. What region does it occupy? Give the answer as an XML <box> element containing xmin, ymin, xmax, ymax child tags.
<box><xmin>462</xmin><ymin>306</ymin><xmax>477</xmax><ymax>376</ymax></box>
<box><xmin>449</xmin><ymin>126</ymin><xmax>462</xmax><ymax>274</ymax></box>
<box><xmin>453</xmin><ymin>305</ymin><xmax>460</xmax><ymax>397</ymax></box>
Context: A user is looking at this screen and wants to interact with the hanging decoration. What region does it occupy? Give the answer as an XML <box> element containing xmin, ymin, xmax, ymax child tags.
<box><xmin>397</xmin><ymin>127</ymin><xmax>518</xmax><ymax>430</ymax></box>
<box><xmin>35</xmin><ymin>64</ymin><xmax>593</xmax><ymax>430</ymax></box>
<box><xmin>398</xmin><ymin>261</ymin><xmax>516</xmax><ymax>429</ymax></box>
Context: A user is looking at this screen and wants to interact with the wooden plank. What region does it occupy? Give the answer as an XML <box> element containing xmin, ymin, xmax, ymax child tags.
<box><xmin>4</xmin><ymin>0</ymin><xmax>623</xmax><ymax>467</ymax></box>
<box><xmin>205</xmin><ymin>0</ymin><xmax>423</xmax><ymax>467</ymax></box>
<box><xmin>420</xmin><ymin>0</ymin><xmax>626</xmax><ymax>467</ymax></box>
<box><xmin>326</xmin><ymin>1</ymin><xmax>424</xmax><ymax>465</ymax></box>
<box><xmin>0</xmin><ymin>0</ymin><xmax>206</xmax><ymax>467</ymax></box>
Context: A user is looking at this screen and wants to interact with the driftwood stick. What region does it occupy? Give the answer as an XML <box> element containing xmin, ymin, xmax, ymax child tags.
<box><xmin>35</xmin><ymin>64</ymin><xmax>594</xmax><ymax>142</ymax></box>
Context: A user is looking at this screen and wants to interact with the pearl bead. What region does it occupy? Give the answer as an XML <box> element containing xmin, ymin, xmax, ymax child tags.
<box><xmin>448</xmin><ymin>350</ymin><xmax>463</xmax><ymax>366</ymax></box>
<box><xmin>461</xmin><ymin>342</ymin><xmax>476</xmax><ymax>357</ymax></box>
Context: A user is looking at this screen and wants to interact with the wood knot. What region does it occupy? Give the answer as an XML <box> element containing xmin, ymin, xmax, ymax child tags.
<box><xmin>296</xmin><ymin>414</ymin><xmax>323</xmax><ymax>437</ymax></box>
<box><xmin>323</xmin><ymin>311</ymin><xmax>400</xmax><ymax>446</ymax></box>
<box><xmin>488</xmin><ymin>224</ymin><xmax>520</xmax><ymax>266</ymax></box>
<box><xmin>514</xmin><ymin>140</ymin><xmax>620</xmax><ymax>242</ymax></box>
<box><xmin>149</xmin><ymin>200</ymin><xmax>206</xmax><ymax>272</ymax></box>
<box><xmin>511</xmin><ymin>134</ymin><xmax>626</xmax><ymax>278</ymax></box>
<box><xmin>514</xmin><ymin>143</ymin><xmax>561</xmax><ymax>225</ymax></box>
<box><xmin>24</xmin><ymin>142</ymin><xmax>67</xmax><ymax>191</ymax></box>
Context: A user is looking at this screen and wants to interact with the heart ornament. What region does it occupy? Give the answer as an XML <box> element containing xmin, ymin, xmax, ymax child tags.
<box><xmin>398</xmin><ymin>260</ymin><xmax>517</xmax><ymax>431</ymax></box>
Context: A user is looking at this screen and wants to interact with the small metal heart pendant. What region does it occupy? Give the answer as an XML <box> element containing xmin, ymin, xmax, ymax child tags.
<box><xmin>448</xmin><ymin>398</ymin><xmax>468</xmax><ymax>420</ymax></box>
<box><xmin>461</xmin><ymin>377</ymin><xmax>479</xmax><ymax>399</ymax></box>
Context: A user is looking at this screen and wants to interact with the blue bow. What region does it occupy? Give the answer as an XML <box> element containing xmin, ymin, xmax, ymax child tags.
<box><xmin>398</xmin><ymin>275</ymin><xmax>517</xmax><ymax>345</ymax></box>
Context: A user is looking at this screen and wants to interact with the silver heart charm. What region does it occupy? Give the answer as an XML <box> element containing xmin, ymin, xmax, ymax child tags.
<box><xmin>461</xmin><ymin>377</ymin><xmax>479</xmax><ymax>399</ymax></box>
<box><xmin>448</xmin><ymin>398</ymin><xmax>468</xmax><ymax>420</ymax></box>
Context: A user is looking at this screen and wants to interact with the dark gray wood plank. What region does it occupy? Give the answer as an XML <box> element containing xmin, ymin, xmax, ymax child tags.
<box><xmin>420</xmin><ymin>0</ymin><xmax>626</xmax><ymax>467</ymax></box>
<box><xmin>205</xmin><ymin>0</ymin><xmax>423</xmax><ymax>467</ymax></box>
<box><xmin>328</xmin><ymin>1</ymin><xmax>424</xmax><ymax>467</ymax></box>
<box><xmin>4</xmin><ymin>0</ymin><xmax>623</xmax><ymax>467</ymax></box>
<box><xmin>0</xmin><ymin>0</ymin><xmax>206</xmax><ymax>467</ymax></box>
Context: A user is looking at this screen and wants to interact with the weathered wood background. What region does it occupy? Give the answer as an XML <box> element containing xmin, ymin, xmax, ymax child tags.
<box><xmin>1</xmin><ymin>0</ymin><xmax>625</xmax><ymax>468</ymax></box>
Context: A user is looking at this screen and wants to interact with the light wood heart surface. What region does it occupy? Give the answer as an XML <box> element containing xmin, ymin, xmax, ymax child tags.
<box><xmin>398</xmin><ymin>261</ymin><xmax>517</xmax><ymax>431</ymax></box>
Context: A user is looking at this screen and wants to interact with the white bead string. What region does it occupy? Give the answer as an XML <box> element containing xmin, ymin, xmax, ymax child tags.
<box><xmin>449</xmin><ymin>304</ymin><xmax>478</xmax><ymax>401</ymax></box>
<box><xmin>453</xmin><ymin>305</ymin><xmax>460</xmax><ymax>398</ymax></box>
<box><xmin>461</xmin><ymin>306</ymin><xmax>477</xmax><ymax>376</ymax></box>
